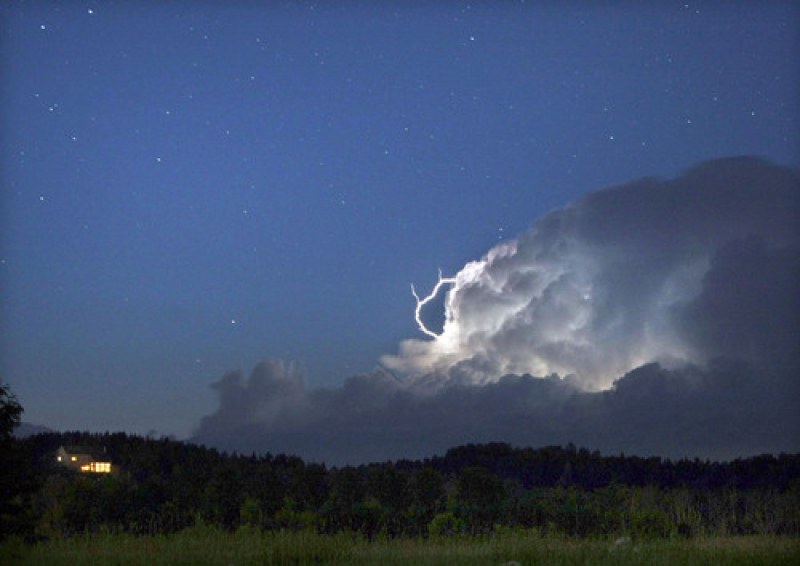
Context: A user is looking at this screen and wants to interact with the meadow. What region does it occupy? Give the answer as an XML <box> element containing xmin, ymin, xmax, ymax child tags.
<box><xmin>2</xmin><ymin>526</ymin><xmax>798</xmax><ymax>566</ymax></box>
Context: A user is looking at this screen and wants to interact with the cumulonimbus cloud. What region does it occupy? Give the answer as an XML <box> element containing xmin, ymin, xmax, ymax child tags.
<box><xmin>383</xmin><ymin>156</ymin><xmax>799</xmax><ymax>389</ymax></box>
<box><xmin>193</xmin><ymin>157</ymin><xmax>800</xmax><ymax>464</ymax></box>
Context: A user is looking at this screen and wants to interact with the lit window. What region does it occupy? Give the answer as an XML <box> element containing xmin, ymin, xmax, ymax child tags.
<box><xmin>71</xmin><ymin>456</ymin><xmax>77</xmax><ymax>462</ymax></box>
<box><xmin>57</xmin><ymin>456</ymin><xmax>62</xmax><ymax>462</ymax></box>
<box><xmin>85</xmin><ymin>462</ymin><xmax>112</xmax><ymax>473</ymax></box>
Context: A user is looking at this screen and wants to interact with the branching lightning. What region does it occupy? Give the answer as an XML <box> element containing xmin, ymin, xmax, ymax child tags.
<box><xmin>412</xmin><ymin>269</ymin><xmax>456</xmax><ymax>339</ymax></box>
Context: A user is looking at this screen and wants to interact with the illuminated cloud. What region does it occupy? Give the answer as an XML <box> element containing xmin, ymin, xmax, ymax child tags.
<box><xmin>383</xmin><ymin>157</ymin><xmax>799</xmax><ymax>389</ymax></box>
<box><xmin>194</xmin><ymin>157</ymin><xmax>800</xmax><ymax>464</ymax></box>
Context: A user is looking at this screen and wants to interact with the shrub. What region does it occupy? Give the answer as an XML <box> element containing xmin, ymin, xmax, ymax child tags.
<box><xmin>428</xmin><ymin>511</ymin><xmax>462</xmax><ymax>537</ymax></box>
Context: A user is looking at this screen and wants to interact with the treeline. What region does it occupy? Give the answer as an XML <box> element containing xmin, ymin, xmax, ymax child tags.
<box><xmin>4</xmin><ymin>432</ymin><xmax>800</xmax><ymax>540</ymax></box>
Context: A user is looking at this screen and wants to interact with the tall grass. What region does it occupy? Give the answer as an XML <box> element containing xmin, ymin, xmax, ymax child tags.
<box><xmin>2</xmin><ymin>526</ymin><xmax>798</xmax><ymax>565</ymax></box>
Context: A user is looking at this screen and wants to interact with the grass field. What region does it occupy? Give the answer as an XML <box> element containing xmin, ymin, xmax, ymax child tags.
<box><xmin>2</xmin><ymin>525</ymin><xmax>798</xmax><ymax>565</ymax></box>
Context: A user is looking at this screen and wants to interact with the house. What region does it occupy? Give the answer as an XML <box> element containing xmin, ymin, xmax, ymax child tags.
<box><xmin>55</xmin><ymin>445</ymin><xmax>112</xmax><ymax>473</ymax></box>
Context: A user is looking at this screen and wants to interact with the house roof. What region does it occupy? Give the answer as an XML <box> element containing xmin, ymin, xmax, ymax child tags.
<box><xmin>59</xmin><ymin>445</ymin><xmax>107</xmax><ymax>459</ymax></box>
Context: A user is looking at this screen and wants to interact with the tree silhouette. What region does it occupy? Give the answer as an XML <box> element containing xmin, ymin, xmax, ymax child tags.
<box><xmin>0</xmin><ymin>383</ymin><xmax>22</xmax><ymax>442</ymax></box>
<box><xmin>0</xmin><ymin>382</ymin><xmax>29</xmax><ymax>539</ymax></box>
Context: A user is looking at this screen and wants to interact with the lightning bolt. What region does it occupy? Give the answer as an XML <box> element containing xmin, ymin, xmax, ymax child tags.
<box><xmin>411</xmin><ymin>269</ymin><xmax>456</xmax><ymax>339</ymax></box>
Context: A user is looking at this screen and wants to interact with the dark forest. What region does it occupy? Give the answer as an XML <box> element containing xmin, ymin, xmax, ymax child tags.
<box><xmin>4</xmin><ymin>430</ymin><xmax>799</xmax><ymax>541</ymax></box>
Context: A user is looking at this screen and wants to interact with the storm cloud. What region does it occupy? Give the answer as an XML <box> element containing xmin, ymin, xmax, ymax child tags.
<box><xmin>384</xmin><ymin>156</ymin><xmax>799</xmax><ymax>388</ymax></box>
<box><xmin>193</xmin><ymin>157</ymin><xmax>800</xmax><ymax>464</ymax></box>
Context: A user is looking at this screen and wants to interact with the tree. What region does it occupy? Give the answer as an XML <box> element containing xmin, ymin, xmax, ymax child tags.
<box><xmin>409</xmin><ymin>467</ymin><xmax>446</xmax><ymax>536</ymax></box>
<box><xmin>0</xmin><ymin>382</ymin><xmax>30</xmax><ymax>539</ymax></box>
<box><xmin>367</xmin><ymin>466</ymin><xmax>410</xmax><ymax>536</ymax></box>
<box><xmin>0</xmin><ymin>383</ymin><xmax>23</xmax><ymax>442</ymax></box>
<box><xmin>454</xmin><ymin>466</ymin><xmax>507</xmax><ymax>534</ymax></box>
<box><xmin>321</xmin><ymin>467</ymin><xmax>366</xmax><ymax>533</ymax></box>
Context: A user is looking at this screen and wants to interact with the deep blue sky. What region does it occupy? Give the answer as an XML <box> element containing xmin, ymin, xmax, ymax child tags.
<box><xmin>2</xmin><ymin>2</ymin><xmax>798</xmax><ymax>437</ymax></box>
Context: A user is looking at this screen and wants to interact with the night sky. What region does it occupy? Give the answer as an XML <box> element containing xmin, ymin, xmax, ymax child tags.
<box><xmin>2</xmin><ymin>2</ymin><xmax>798</xmax><ymax>453</ymax></box>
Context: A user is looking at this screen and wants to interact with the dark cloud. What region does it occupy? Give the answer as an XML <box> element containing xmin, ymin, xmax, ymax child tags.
<box><xmin>192</xmin><ymin>157</ymin><xmax>800</xmax><ymax>464</ymax></box>
<box><xmin>197</xmin><ymin>359</ymin><xmax>308</xmax><ymax>437</ymax></box>
<box><xmin>676</xmin><ymin>236</ymin><xmax>800</xmax><ymax>364</ymax></box>
<box><xmin>193</xmin><ymin>360</ymin><xmax>798</xmax><ymax>465</ymax></box>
